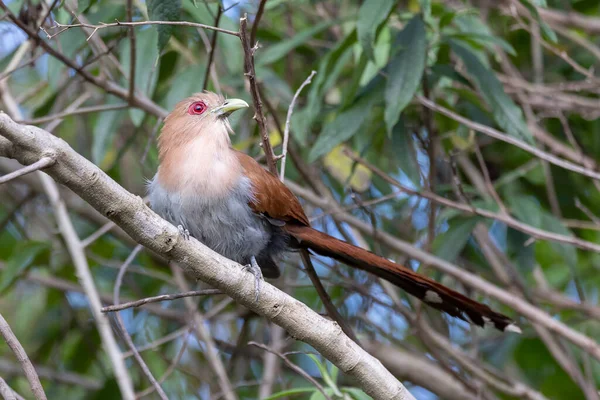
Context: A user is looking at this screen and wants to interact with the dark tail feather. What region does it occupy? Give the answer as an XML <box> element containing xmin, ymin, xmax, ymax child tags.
<box><xmin>285</xmin><ymin>225</ymin><xmax>519</xmax><ymax>333</ymax></box>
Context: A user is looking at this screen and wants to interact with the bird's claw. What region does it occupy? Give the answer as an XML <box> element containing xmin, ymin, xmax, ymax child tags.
<box><xmin>177</xmin><ymin>225</ymin><xmax>190</xmax><ymax>240</ymax></box>
<box><xmin>244</xmin><ymin>256</ymin><xmax>263</xmax><ymax>302</ymax></box>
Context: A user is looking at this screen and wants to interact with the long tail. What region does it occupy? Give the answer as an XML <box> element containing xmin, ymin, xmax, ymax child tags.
<box><xmin>285</xmin><ymin>225</ymin><xmax>519</xmax><ymax>332</ymax></box>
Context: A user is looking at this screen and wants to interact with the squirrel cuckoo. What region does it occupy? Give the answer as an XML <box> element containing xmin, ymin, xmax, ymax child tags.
<box><xmin>148</xmin><ymin>92</ymin><xmax>520</xmax><ymax>333</ymax></box>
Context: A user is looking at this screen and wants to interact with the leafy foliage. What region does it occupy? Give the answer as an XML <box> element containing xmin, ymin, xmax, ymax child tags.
<box><xmin>1</xmin><ymin>0</ymin><xmax>600</xmax><ymax>399</ymax></box>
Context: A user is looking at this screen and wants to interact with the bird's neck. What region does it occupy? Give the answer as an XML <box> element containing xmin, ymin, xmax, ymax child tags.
<box><xmin>157</xmin><ymin>130</ymin><xmax>243</xmax><ymax>198</ymax></box>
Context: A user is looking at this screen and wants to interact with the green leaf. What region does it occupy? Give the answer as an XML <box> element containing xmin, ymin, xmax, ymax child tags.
<box><xmin>121</xmin><ymin>28</ymin><xmax>160</xmax><ymax>126</ymax></box>
<box><xmin>451</xmin><ymin>41</ymin><xmax>533</xmax><ymax>143</ymax></box>
<box><xmin>307</xmin><ymin>355</ymin><xmax>342</xmax><ymax>396</ymax></box>
<box><xmin>0</xmin><ymin>241</ymin><xmax>49</xmax><ymax>294</ymax></box>
<box><xmin>519</xmin><ymin>0</ymin><xmax>558</xmax><ymax>43</ymax></box>
<box><xmin>433</xmin><ymin>217</ymin><xmax>480</xmax><ymax>262</ymax></box>
<box><xmin>258</xmin><ymin>20</ymin><xmax>339</xmax><ymax>66</ymax></box>
<box><xmin>343</xmin><ymin>387</ymin><xmax>371</xmax><ymax>400</ymax></box>
<box><xmin>147</xmin><ymin>0</ymin><xmax>182</xmax><ymax>52</ymax></box>
<box><xmin>164</xmin><ymin>64</ymin><xmax>206</xmax><ymax>110</ymax></box>
<box><xmin>508</xmin><ymin>195</ymin><xmax>577</xmax><ymax>266</ymax></box>
<box><xmin>390</xmin><ymin>119</ymin><xmax>421</xmax><ymax>186</ymax></box>
<box><xmin>292</xmin><ymin>30</ymin><xmax>357</xmax><ymax>145</ymax></box>
<box><xmin>92</xmin><ymin>96</ymin><xmax>125</xmax><ymax>167</ymax></box>
<box><xmin>308</xmin><ymin>92</ymin><xmax>379</xmax><ymax>161</ymax></box>
<box><xmin>447</xmin><ymin>32</ymin><xmax>516</xmax><ymax>56</ymax></box>
<box><xmin>384</xmin><ymin>16</ymin><xmax>427</xmax><ymax>136</ymax></box>
<box><xmin>357</xmin><ymin>0</ymin><xmax>395</xmax><ymax>61</ymax></box>
<box><xmin>263</xmin><ymin>388</ymin><xmax>319</xmax><ymax>400</ymax></box>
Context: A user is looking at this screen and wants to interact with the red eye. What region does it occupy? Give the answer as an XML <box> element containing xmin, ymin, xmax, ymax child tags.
<box><xmin>188</xmin><ymin>101</ymin><xmax>207</xmax><ymax>115</ymax></box>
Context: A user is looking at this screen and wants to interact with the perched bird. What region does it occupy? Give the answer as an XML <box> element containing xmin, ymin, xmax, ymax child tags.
<box><xmin>148</xmin><ymin>92</ymin><xmax>520</xmax><ymax>333</ymax></box>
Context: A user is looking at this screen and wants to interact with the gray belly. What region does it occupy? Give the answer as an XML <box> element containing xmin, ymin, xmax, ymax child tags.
<box><xmin>147</xmin><ymin>175</ymin><xmax>272</xmax><ymax>264</ymax></box>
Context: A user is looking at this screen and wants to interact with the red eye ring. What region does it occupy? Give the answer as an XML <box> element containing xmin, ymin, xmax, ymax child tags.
<box><xmin>188</xmin><ymin>101</ymin><xmax>207</xmax><ymax>115</ymax></box>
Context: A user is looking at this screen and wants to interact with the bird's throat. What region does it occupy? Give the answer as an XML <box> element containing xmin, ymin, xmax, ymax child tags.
<box><xmin>157</xmin><ymin>132</ymin><xmax>242</xmax><ymax>198</ymax></box>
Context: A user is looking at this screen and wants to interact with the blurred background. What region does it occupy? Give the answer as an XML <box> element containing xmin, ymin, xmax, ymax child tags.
<box><xmin>0</xmin><ymin>0</ymin><xmax>599</xmax><ymax>399</ymax></box>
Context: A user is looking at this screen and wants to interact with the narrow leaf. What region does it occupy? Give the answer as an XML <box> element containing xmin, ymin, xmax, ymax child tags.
<box><xmin>147</xmin><ymin>0</ymin><xmax>182</xmax><ymax>52</ymax></box>
<box><xmin>519</xmin><ymin>0</ymin><xmax>558</xmax><ymax>43</ymax></box>
<box><xmin>308</xmin><ymin>93</ymin><xmax>378</xmax><ymax>162</ymax></box>
<box><xmin>258</xmin><ymin>20</ymin><xmax>338</xmax><ymax>66</ymax></box>
<box><xmin>451</xmin><ymin>41</ymin><xmax>533</xmax><ymax>143</ymax></box>
<box><xmin>357</xmin><ymin>0</ymin><xmax>395</xmax><ymax>61</ymax></box>
<box><xmin>384</xmin><ymin>16</ymin><xmax>427</xmax><ymax>135</ymax></box>
<box><xmin>0</xmin><ymin>241</ymin><xmax>49</xmax><ymax>294</ymax></box>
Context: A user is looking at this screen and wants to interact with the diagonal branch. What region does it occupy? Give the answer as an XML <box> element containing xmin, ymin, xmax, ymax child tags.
<box><xmin>0</xmin><ymin>113</ymin><xmax>414</xmax><ymax>400</ymax></box>
<box><xmin>0</xmin><ymin>313</ymin><xmax>46</xmax><ymax>400</ymax></box>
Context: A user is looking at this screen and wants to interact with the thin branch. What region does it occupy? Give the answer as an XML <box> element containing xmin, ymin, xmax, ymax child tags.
<box><xmin>126</xmin><ymin>0</ymin><xmax>136</xmax><ymax>103</ymax></box>
<box><xmin>135</xmin><ymin>326</ymin><xmax>194</xmax><ymax>398</ymax></box>
<box><xmin>345</xmin><ymin>150</ymin><xmax>600</xmax><ymax>254</ymax></box>
<box><xmin>170</xmin><ymin>266</ymin><xmax>238</xmax><ymax>400</ymax></box>
<box><xmin>0</xmin><ymin>313</ymin><xmax>46</xmax><ymax>400</ymax></box>
<box><xmin>44</xmin><ymin>20</ymin><xmax>240</xmax><ymax>40</ymax></box>
<box><xmin>250</xmin><ymin>0</ymin><xmax>268</xmax><ymax>46</ymax></box>
<box><xmin>0</xmin><ymin>157</ymin><xmax>55</xmax><ymax>185</ymax></box>
<box><xmin>122</xmin><ymin>326</ymin><xmax>189</xmax><ymax>359</ymax></box>
<box><xmin>300</xmin><ymin>249</ymin><xmax>359</xmax><ymax>344</ymax></box>
<box><xmin>257</xmin><ymin>325</ymin><xmax>285</xmax><ymax>398</ymax></box>
<box><xmin>0</xmin><ymin>52</ymin><xmax>135</xmax><ymax>399</ymax></box>
<box><xmin>280</xmin><ymin>70</ymin><xmax>316</xmax><ymax>181</ymax></box>
<box><xmin>0</xmin><ymin>358</ymin><xmax>101</xmax><ymax>391</ymax></box>
<box><xmin>102</xmin><ymin>289</ymin><xmax>222</xmax><ymax>312</ymax></box>
<box><xmin>81</xmin><ymin>221</ymin><xmax>116</xmax><ymax>248</ymax></box>
<box><xmin>112</xmin><ymin>245</ymin><xmax>168</xmax><ymax>400</ymax></box>
<box><xmin>239</xmin><ymin>15</ymin><xmax>278</xmax><ymax>175</ymax></box>
<box><xmin>19</xmin><ymin>104</ymin><xmax>129</xmax><ymax>125</ymax></box>
<box><xmin>0</xmin><ymin>5</ymin><xmax>168</xmax><ymax>119</ymax></box>
<box><xmin>417</xmin><ymin>96</ymin><xmax>600</xmax><ymax>181</ymax></box>
<box><xmin>286</xmin><ymin>180</ymin><xmax>600</xmax><ymax>361</ymax></box>
<box><xmin>202</xmin><ymin>6</ymin><xmax>223</xmax><ymax>91</ymax></box>
<box><xmin>0</xmin><ymin>53</ymin><xmax>42</xmax><ymax>83</ymax></box>
<box><xmin>0</xmin><ymin>376</ymin><xmax>18</xmax><ymax>400</ymax></box>
<box><xmin>249</xmin><ymin>342</ymin><xmax>332</xmax><ymax>400</ymax></box>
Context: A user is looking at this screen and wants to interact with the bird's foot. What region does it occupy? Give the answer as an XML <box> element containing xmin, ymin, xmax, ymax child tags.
<box><xmin>244</xmin><ymin>256</ymin><xmax>263</xmax><ymax>302</ymax></box>
<box><xmin>177</xmin><ymin>225</ymin><xmax>190</xmax><ymax>240</ymax></box>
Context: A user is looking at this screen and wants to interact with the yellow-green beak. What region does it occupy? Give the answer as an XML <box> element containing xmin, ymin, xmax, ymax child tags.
<box><xmin>213</xmin><ymin>98</ymin><xmax>249</xmax><ymax>117</ymax></box>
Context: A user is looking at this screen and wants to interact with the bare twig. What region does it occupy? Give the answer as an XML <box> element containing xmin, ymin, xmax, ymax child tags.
<box><xmin>0</xmin><ymin>157</ymin><xmax>55</xmax><ymax>185</ymax></box>
<box><xmin>19</xmin><ymin>104</ymin><xmax>129</xmax><ymax>125</ymax></box>
<box><xmin>250</xmin><ymin>0</ymin><xmax>268</xmax><ymax>46</ymax></box>
<box><xmin>135</xmin><ymin>326</ymin><xmax>194</xmax><ymax>398</ymax></box>
<box><xmin>102</xmin><ymin>289</ymin><xmax>222</xmax><ymax>312</ymax></box>
<box><xmin>0</xmin><ymin>358</ymin><xmax>101</xmax><ymax>391</ymax></box>
<box><xmin>170</xmin><ymin>266</ymin><xmax>238</xmax><ymax>400</ymax></box>
<box><xmin>126</xmin><ymin>0</ymin><xmax>136</xmax><ymax>102</ymax></box>
<box><xmin>44</xmin><ymin>20</ymin><xmax>240</xmax><ymax>40</ymax></box>
<box><xmin>0</xmin><ymin>376</ymin><xmax>18</xmax><ymax>400</ymax></box>
<box><xmin>345</xmin><ymin>150</ymin><xmax>600</xmax><ymax>254</ymax></box>
<box><xmin>286</xmin><ymin>181</ymin><xmax>600</xmax><ymax>361</ymax></box>
<box><xmin>112</xmin><ymin>245</ymin><xmax>168</xmax><ymax>400</ymax></box>
<box><xmin>249</xmin><ymin>342</ymin><xmax>332</xmax><ymax>400</ymax></box>
<box><xmin>300</xmin><ymin>249</ymin><xmax>359</xmax><ymax>344</ymax></box>
<box><xmin>257</xmin><ymin>325</ymin><xmax>285</xmax><ymax>398</ymax></box>
<box><xmin>0</xmin><ymin>313</ymin><xmax>46</xmax><ymax>400</ymax></box>
<box><xmin>239</xmin><ymin>15</ymin><xmax>278</xmax><ymax>175</ymax></box>
<box><xmin>280</xmin><ymin>70</ymin><xmax>316</xmax><ymax>181</ymax></box>
<box><xmin>0</xmin><ymin>45</ymin><xmax>135</xmax><ymax>399</ymax></box>
<box><xmin>81</xmin><ymin>221</ymin><xmax>116</xmax><ymax>248</ymax></box>
<box><xmin>202</xmin><ymin>6</ymin><xmax>223</xmax><ymax>91</ymax></box>
<box><xmin>417</xmin><ymin>96</ymin><xmax>600</xmax><ymax>181</ymax></box>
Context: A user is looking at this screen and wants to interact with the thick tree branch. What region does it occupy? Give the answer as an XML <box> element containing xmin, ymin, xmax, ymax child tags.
<box><xmin>0</xmin><ymin>114</ymin><xmax>414</xmax><ymax>400</ymax></box>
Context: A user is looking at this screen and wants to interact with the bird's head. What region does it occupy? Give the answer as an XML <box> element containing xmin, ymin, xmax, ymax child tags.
<box><xmin>158</xmin><ymin>92</ymin><xmax>249</xmax><ymax>159</ymax></box>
